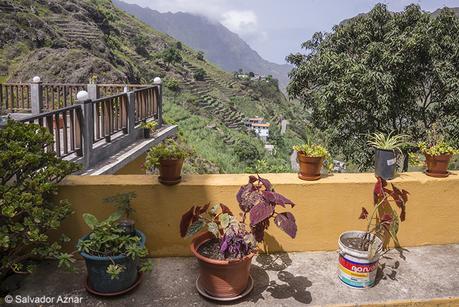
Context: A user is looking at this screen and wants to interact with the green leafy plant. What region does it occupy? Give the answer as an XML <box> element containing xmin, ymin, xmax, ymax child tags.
<box><xmin>358</xmin><ymin>177</ymin><xmax>409</xmax><ymax>257</ymax></box>
<box><xmin>76</xmin><ymin>211</ymin><xmax>151</xmax><ymax>279</ymax></box>
<box><xmin>161</xmin><ymin>47</ymin><xmax>182</xmax><ymax>68</ymax></box>
<box><xmin>196</xmin><ymin>51</ymin><xmax>205</xmax><ymax>61</ymax></box>
<box><xmin>293</xmin><ymin>142</ymin><xmax>333</xmax><ymax>170</ymax></box>
<box><xmin>180</xmin><ymin>175</ymin><xmax>297</xmax><ymax>259</ymax></box>
<box><xmin>144</xmin><ymin>138</ymin><xmax>191</xmax><ymax>169</ymax></box>
<box><xmin>367</xmin><ymin>132</ymin><xmax>409</xmax><ymax>151</ymax></box>
<box><xmin>417</xmin><ymin>124</ymin><xmax>458</xmax><ymax>156</ymax></box>
<box><xmin>140</xmin><ymin>121</ymin><xmax>158</xmax><ymax>131</ymax></box>
<box><xmin>0</xmin><ymin>120</ymin><xmax>80</xmax><ymax>284</ymax></box>
<box><xmin>104</xmin><ymin>192</ymin><xmax>137</xmax><ymax>219</ymax></box>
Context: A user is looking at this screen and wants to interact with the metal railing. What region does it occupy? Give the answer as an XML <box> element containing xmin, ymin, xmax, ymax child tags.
<box><xmin>9</xmin><ymin>80</ymin><xmax>163</xmax><ymax>170</ymax></box>
<box><xmin>42</xmin><ymin>83</ymin><xmax>86</xmax><ymax>110</ymax></box>
<box><xmin>0</xmin><ymin>83</ymin><xmax>31</xmax><ymax>112</ymax></box>
<box><xmin>19</xmin><ymin>104</ymin><xmax>83</xmax><ymax>158</ymax></box>
<box><xmin>91</xmin><ymin>92</ymin><xmax>129</xmax><ymax>143</ymax></box>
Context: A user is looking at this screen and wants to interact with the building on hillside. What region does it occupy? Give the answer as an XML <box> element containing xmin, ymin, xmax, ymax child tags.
<box><xmin>244</xmin><ymin>117</ymin><xmax>270</xmax><ymax>142</ymax></box>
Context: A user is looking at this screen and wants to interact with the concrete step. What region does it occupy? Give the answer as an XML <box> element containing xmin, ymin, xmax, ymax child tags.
<box><xmin>15</xmin><ymin>245</ymin><xmax>458</xmax><ymax>306</ymax></box>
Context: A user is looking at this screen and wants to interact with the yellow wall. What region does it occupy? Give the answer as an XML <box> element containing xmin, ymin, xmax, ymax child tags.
<box><xmin>57</xmin><ymin>172</ymin><xmax>459</xmax><ymax>257</ymax></box>
<box><xmin>114</xmin><ymin>153</ymin><xmax>147</xmax><ymax>175</ymax></box>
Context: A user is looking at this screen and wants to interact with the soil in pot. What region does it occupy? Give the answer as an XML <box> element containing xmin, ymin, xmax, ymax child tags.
<box><xmin>341</xmin><ymin>237</ymin><xmax>369</xmax><ymax>252</ymax></box>
<box><xmin>158</xmin><ymin>158</ymin><xmax>183</xmax><ymax>185</ymax></box>
<box><xmin>197</xmin><ymin>238</ymin><xmax>239</xmax><ymax>261</ymax></box>
<box><xmin>297</xmin><ymin>153</ymin><xmax>323</xmax><ymax>181</ymax></box>
<box><xmin>425</xmin><ymin>154</ymin><xmax>452</xmax><ymax>177</ymax></box>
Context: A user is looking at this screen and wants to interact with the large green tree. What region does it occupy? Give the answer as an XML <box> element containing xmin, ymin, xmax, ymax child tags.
<box><xmin>287</xmin><ymin>4</ymin><xmax>459</xmax><ymax>170</ymax></box>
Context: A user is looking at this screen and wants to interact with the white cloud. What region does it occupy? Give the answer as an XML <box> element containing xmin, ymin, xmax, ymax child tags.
<box><xmin>221</xmin><ymin>10</ymin><xmax>257</xmax><ymax>34</ymax></box>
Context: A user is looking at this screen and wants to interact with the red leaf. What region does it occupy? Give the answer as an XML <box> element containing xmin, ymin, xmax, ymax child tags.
<box><xmin>249</xmin><ymin>200</ymin><xmax>274</xmax><ymax>226</ymax></box>
<box><xmin>400</xmin><ymin>209</ymin><xmax>406</xmax><ymax>222</ymax></box>
<box><xmin>196</xmin><ymin>203</ymin><xmax>210</xmax><ymax>215</ymax></box>
<box><xmin>359</xmin><ymin>207</ymin><xmax>369</xmax><ymax>219</ymax></box>
<box><xmin>380</xmin><ymin>213</ymin><xmax>393</xmax><ymax>225</ymax></box>
<box><xmin>249</xmin><ymin>175</ymin><xmax>258</xmax><ymax>183</ymax></box>
<box><xmin>219</xmin><ymin>203</ymin><xmax>233</xmax><ymax>215</ymax></box>
<box><xmin>373</xmin><ymin>177</ymin><xmax>386</xmax><ymax>196</ymax></box>
<box><xmin>262</xmin><ymin>191</ymin><xmax>295</xmax><ymax>207</ymax></box>
<box><xmin>239</xmin><ymin>185</ymin><xmax>263</xmax><ymax>213</ymax></box>
<box><xmin>274</xmin><ymin>212</ymin><xmax>297</xmax><ymax>238</ymax></box>
<box><xmin>252</xmin><ymin>219</ymin><xmax>269</xmax><ymax>242</ymax></box>
<box><xmin>180</xmin><ymin>206</ymin><xmax>195</xmax><ymax>237</ymax></box>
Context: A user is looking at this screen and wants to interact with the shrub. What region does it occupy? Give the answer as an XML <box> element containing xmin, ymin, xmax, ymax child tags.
<box><xmin>196</xmin><ymin>51</ymin><xmax>205</xmax><ymax>61</ymax></box>
<box><xmin>176</xmin><ymin>41</ymin><xmax>183</xmax><ymax>50</ymax></box>
<box><xmin>0</xmin><ymin>120</ymin><xmax>80</xmax><ymax>283</ymax></box>
<box><xmin>193</xmin><ymin>68</ymin><xmax>206</xmax><ymax>81</ymax></box>
<box><xmin>164</xmin><ymin>78</ymin><xmax>180</xmax><ymax>92</ymax></box>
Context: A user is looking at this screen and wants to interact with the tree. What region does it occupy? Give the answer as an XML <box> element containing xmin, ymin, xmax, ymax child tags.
<box><xmin>161</xmin><ymin>47</ymin><xmax>182</xmax><ymax>68</ymax></box>
<box><xmin>234</xmin><ymin>140</ymin><xmax>261</xmax><ymax>165</ymax></box>
<box><xmin>0</xmin><ymin>121</ymin><xmax>80</xmax><ymax>284</ymax></box>
<box><xmin>176</xmin><ymin>41</ymin><xmax>183</xmax><ymax>50</ymax></box>
<box><xmin>287</xmin><ymin>4</ymin><xmax>459</xmax><ymax>170</ymax></box>
<box><xmin>248</xmin><ymin>72</ymin><xmax>255</xmax><ymax>78</ymax></box>
<box><xmin>132</xmin><ymin>34</ymin><xmax>150</xmax><ymax>58</ymax></box>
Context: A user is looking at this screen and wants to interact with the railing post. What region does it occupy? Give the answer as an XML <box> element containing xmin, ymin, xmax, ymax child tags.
<box><xmin>154</xmin><ymin>77</ymin><xmax>163</xmax><ymax>127</ymax></box>
<box><xmin>87</xmin><ymin>83</ymin><xmax>98</xmax><ymax>100</ymax></box>
<box><xmin>30</xmin><ymin>76</ymin><xmax>43</xmax><ymax>114</ymax></box>
<box><xmin>126</xmin><ymin>91</ymin><xmax>136</xmax><ymax>139</ymax></box>
<box><xmin>77</xmin><ymin>90</ymin><xmax>94</xmax><ymax>169</ymax></box>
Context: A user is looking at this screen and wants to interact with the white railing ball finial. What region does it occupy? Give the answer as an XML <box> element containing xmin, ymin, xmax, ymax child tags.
<box><xmin>32</xmin><ymin>76</ymin><xmax>41</xmax><ymax>83</ymax></box>
<box><xmin>153</xmin><ymin>77</ymin><xmax>162</xmax><ymax>85</ymax></box>
<box><xmin>77</xmin><ymin>90</ymin><xmax>89</xmax><ymax>102</ymax></box>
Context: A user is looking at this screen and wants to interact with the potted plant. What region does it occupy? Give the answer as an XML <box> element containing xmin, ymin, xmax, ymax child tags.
<box><xmin>338</xmin><ymin>177</ymin><xmax>409</xmax><ymax>289</ymax></box>
<box><xmin>77</xmin><ymin>211</ymin><xmax>152</xmax><ymax>295</ymax></box>
<box><xmin>180</xmin><ymin>175</ymin><xmax>297</xmax><ymax>300</ymax></box>
<box><xmin>140</xmin><ymin>121</ymin><xmax>158</xmax><ymax>139</ymax></box>
<box><xmin>104</xmin><ymin>192</ymin><xmax>137</xmax><ymax>235</ymax></box>
<box><xmin>145</xmin><ymin>138</ymin><xmax>190</xmax><ymax>185</ymax></box>
<box><xmin>367</xmin><ymin>132</ymin><xmax>408</xmax><ymax>180</ymax></box>
<box><xmin>293</xmin><ymin>142</ymin><xmax>332</xmax><ymax>180</ymax></box>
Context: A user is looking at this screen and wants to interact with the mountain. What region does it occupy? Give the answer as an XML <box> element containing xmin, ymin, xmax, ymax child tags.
<box><xmin>431</xmin><ymin>7</ymin><xmax>459</xmax><ymax>17</ymax></box>
<box><xmin>0</xmin><ymin>0</ymin><xmax>309</xmax><ymax>173</ymax></box>
<box><xmin>113</xmin><ymin>0</ymin><xmax>291</xmax><ymax>90</ymax></box>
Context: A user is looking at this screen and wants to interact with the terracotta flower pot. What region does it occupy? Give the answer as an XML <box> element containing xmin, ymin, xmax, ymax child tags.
<box><xmin>424</xmin><ymin>154</ymin><xmax>452</xmax><ymax>178</ymax></box>
<box><xmin>297</xmin><ymin>153</ymin><xmax>323</xmax><ymax>181</ymax></box>
<box><xmin>191</xmin><ymin>232</ymin><xmax>254</xmax><ymax>298</ymax></box>
<box><xmin>158</xmin><ymin>158</ymin><xmax>183</xmax><ymax>185</ymax></box>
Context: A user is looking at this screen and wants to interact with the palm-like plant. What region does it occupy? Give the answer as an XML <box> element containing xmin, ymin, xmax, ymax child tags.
<box><xmin>367</xmin><ymin>132</ymin><xmax>409</xmax><ymax>152</ymax></box>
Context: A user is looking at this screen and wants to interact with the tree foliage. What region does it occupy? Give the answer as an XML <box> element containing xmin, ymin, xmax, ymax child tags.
<box><xmin>287</xmin><ymin>4</ymin><xmax>459</xmax><ymax>170</ymax></box>
<box><xmin>161</xmin><ymin>47</ymin><xmax>182</xmax><ymax>67</ymax></box>
<box><xmin>0</xmin><ymin>121</ymin><xmax>79</xmax><ymax>283</ymax></box>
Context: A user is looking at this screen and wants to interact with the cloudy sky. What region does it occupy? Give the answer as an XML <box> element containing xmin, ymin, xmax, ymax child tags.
<box><xmin>124</xmin><ymin>0</ymin><xmax>459</xmax><ymax>64</ymax></box>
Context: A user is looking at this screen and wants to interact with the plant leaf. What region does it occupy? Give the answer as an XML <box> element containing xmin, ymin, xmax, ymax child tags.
<box><xmin>274</xmin><ymin>212</ymin><xmax>297</xmax><ymax>238</ymax></box>
<box><xmin>249</xmin><ymin>200</ymin><xmax>273</xmax><ymax>226</ymax></box>
<box><xmin>219</xmin><ymin>213</ymin><xmax>230</xmax><ymax>229</ymax></box>
<box><xmin>262</xmin><ymin>191</ymin><xmax>295</xmax><ymax>207</ymax></box>
<box><xmin>207</xmin><ymin>222</ymin><xmax>219</xmax><ymax>238</ymax></box>
<box><xmin>83</xmin><ymin>213</ymin><xmax>98</xmax><ymax>230</ymax></box>
<box><xmin>180</xmin><ymin>206</ymin><xmax>195</xmax><ymax>237</ymax></box>
<box><xmin>219</xmin><ymin>203</ymin><xmax>233</xmax><ymax>215</ymax></box>
<box><xmin>258</xmin><ymin>175</ymin><xmax>272</xmax><ymax>191</ymax></box>
<box><xmin>186</xmin><ymin>220</ymin><xmax>205</xmax><ymax>237</ymax></box>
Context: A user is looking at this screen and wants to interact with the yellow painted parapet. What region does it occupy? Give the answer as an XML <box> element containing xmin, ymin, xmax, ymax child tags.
<box><xmin>57</xmin><ymin>172</ymin><xmax>459</xmax><ymax>257</ymax></box>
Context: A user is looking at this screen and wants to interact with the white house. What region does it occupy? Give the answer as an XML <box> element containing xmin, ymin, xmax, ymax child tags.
<box><xmin>252</xmin><ymin>122</ymin><xmax>270</xmax><ymax>142</ymax></box>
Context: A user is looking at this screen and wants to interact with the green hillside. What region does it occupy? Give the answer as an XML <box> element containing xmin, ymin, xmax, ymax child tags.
<box><xmin>0</xmin><ymin>0</ymin><xmax>310</xmax><ymax>173</ymax></box>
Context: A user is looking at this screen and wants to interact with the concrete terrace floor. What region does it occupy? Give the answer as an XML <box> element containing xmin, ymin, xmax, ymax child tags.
<box><xmin>8</xmin><ymin>244</ymin><xmax>459</xmax><ymax>306</ymax></box>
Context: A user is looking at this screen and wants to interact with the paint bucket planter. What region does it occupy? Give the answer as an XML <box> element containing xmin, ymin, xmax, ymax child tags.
<box><xmin>338</xmin><ymin>231</ymin><xmax>382</xmax><ymax>289</ymax></box>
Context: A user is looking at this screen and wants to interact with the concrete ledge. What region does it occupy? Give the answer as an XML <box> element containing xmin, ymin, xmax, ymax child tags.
<box><xmin>10</xmin><ymin>244</ymin><xmax>459</xmax><ymax>306</ymax></box>
<box><xmin>57</xmin><ymin>171</ymin><xmax>459</xmax><ymax>257</ymax></box>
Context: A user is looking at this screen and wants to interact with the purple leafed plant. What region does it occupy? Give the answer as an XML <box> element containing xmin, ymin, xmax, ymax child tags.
<box><xmin>180</xmin><ymin>175</ymin><xmax>297</xmax><ymax>259</ymax></box>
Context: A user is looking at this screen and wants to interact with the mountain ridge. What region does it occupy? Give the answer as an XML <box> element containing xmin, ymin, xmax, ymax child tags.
<box><xmin>113</xmin><ymin>0</ymin><xmax>291</xmax><ymax>90</ymax></box>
